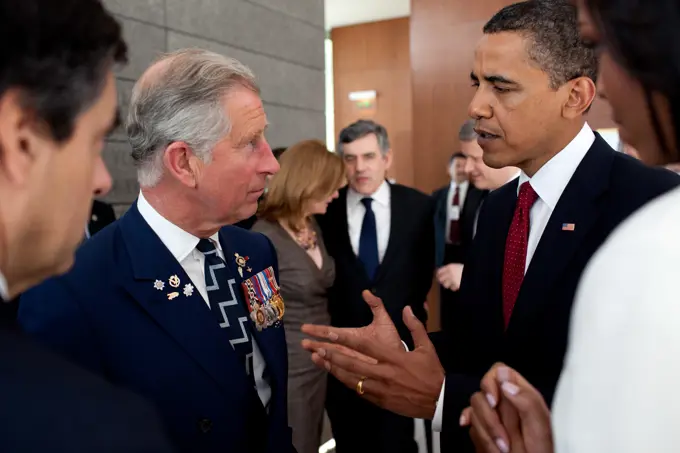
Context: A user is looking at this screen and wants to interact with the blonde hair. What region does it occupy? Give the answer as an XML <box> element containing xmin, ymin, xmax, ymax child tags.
<box><xmin>259</xmin><ymin>140</ymin><xmax>344</xmax><ymax>230</ymax></box>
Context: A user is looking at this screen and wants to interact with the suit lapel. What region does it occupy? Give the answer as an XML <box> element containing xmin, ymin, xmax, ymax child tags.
<box><xmin>218</xmin><ymin>228</ymin><xmax>289</xmax><ymax>419</ymax></box>
<box><xmin>508</xmin><ymin>138</ymin><xmax>613</xmax><ymax>331</ymax></box>
<box><xmin>374</xmin><ymin>184</ymin><xmax>404</xmax><ymax>282</ymax></box>
<box><xmin>460</xmin><ymin>187</ymin><xmax>482</xmax><ymax>242</ymax></box>
<box><xmin>434</xmin><ymin>188</ymin><xmax>448</xmax><ymax>267</ymax></box>
<box><xmin>119</xmin><ymin>204</ymin><xmax>256</xmax><ymax>397</ymax></box>
<box><xmin>217</xmin><ymin>230</ymin><xmax>284</xmax><ymax>378</ymax></box>
<box><xmin>336</xmin><ymin>189</ymin><xmax>355</xmax><ymax>260</ymax></box>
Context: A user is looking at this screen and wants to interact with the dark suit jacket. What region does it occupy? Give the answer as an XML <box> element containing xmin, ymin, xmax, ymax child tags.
<box><xmin>436</xmin><ymin>135</ymin><xmax>680</xmax><ymax>450</ymax></box>
<box><xmin>0</xmin><ymin>323</ymin><xmax>174</xmax><ymax>452</ymax></box>
<box><xmin>318</xmin><ymin>183</ymin><xmax>435</xmax><ymax>347</ymax></box>
<box><xmin>433</xmin><ymin>183</ymin><xmax>486</xmax><ymax>267</ymax></box>
<box><xmin>19</xmin><ymin>203</ymin><xmax>294</xmax><ymax>453</ymax></box>
<box><xmin>88</xmin><ymin>199</ymin><xmax>116</xmax><ymax>236</ymax></box>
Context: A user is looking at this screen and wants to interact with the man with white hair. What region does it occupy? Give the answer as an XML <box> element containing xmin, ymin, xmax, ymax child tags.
<box><xmin>19</xmin><ymin>49</ymin><xmax>293</xmax><ymax>453</ymax></box>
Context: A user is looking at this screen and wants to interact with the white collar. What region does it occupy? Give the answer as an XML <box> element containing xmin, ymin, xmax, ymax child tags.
<box><xmin>0</xmin><ymin>270</ymin><xmax>8</xmax><ymax>301</ymax></box>
<box><xmin>347</xmin><ymin>180</ymin><xmax>391</xmax><ymax>208</ymax></box>
<box><xmin>137</xmin><ymin>191</ymin><xmax>221</xmax><ymax>262</ymax></box>
<box><xmin>450</xmin><ymin>180</ymin><xmax>469</xmax><ymax>190</ymax></box>
<box><xmin>518</xmin><ymin>123</ymin><xmax>595</xmax><ymax>209</ymax></box>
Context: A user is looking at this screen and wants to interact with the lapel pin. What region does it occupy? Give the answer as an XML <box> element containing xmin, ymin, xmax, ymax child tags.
<box><xmin>92</xmin><ymin>214</ymin><xmax>98</xmax><ymax>222</ymax></box>
<box><xmin>183</xmin><ymin>284</ymin><xmax>194</xmax><ymax>297</ymax></box>
<box><xmin>167</xmin><ymin>292</ymin><xmax>179</xmax><ymax>300</ymax></box>
<box><xmin>247</xmin><ymin>267</ymin><xmax>252</xmax><ymax>273</ymax></box>
<box><xmin>168</xmin><ymin>275</ymin><xmax>180</xmax><ymax>288</ymax></box>
<box><xmin>153</xmin><ymin>280</ymin><xmax>165</xmax><ymax>291</ymax></box>
<box><xmin>234</xmin><ymin>253</ymin><xmax>249</xmax><ymax>278</ymax></box>
<box><xmin>562</xmin><ymin>223</ymin><xmax>576</xmax><ymax>231</ymax></box>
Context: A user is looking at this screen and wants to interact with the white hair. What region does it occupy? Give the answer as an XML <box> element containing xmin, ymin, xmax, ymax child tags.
<box><xmin>127</xmin><ymin>48</ymin><xmax>259</xmax><ymax>187</ymax></box>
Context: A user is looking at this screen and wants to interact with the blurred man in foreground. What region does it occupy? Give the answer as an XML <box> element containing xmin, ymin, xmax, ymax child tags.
<box><xmin>0</xmin><ymin>0</ymin><xmax>172</xmax><ymax>451</ymax></box>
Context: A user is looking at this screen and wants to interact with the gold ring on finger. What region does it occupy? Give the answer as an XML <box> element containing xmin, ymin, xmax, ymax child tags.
<box><xmin>356</xmin><ymin>377</ymin><xmax>367</xmax><ymax>395</ymax></box>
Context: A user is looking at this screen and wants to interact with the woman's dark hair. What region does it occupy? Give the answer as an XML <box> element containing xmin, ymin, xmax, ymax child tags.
<box><xmin>585</xmin><ymin>0</ymin><xmax>680</xmax><ymax>161</ymax></box>
<box><xmin>0</xmin><ymin>0</ymin><xmax>127</xmax><ymax>142</ymax></box>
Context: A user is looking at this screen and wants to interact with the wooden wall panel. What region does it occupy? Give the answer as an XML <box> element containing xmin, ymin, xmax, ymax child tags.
<box><xmin>331</xmin><ymin>18</ymin><xmax>414</xmax><ymax>186</ymax></box>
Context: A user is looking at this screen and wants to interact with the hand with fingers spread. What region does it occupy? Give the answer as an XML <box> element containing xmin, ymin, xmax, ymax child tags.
<box><xmin>303</xmin><ymin>290</ymin><xmax>404</xmax><ymax>353</ymax></box>
<box><xmin>460</xmin><ymin>363</ymin><xmax>554</xmax><ymax>453</ymax></box>
<box><xmin>437</xmin><ymin>263</ymin><xmax>464</xmax><ymax>291</ymax></box>
<box><xmin>301</xmin><ymin>290</ymin><xmax>445</xmax><ymax>419</ymax></box>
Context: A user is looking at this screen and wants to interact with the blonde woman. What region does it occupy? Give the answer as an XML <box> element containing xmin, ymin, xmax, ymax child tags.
<box><xmin>253</xmin><ymin>140</ymin><xmax>344</xmax><ymax>453</ymax></box>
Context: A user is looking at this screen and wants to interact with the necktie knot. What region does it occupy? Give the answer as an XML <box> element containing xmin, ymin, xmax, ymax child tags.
<box><xmin>518</xmin><ymin>182</ymin><xmax>539</xmax><ymax>209</ymax></box>
<box><xmin>361</xmin><ymin>197</ymin><xmax>373</xmax><ymax>209</ymax></box>
<box><xmin>196</xmin><ymin>238</ymin><xmax>217</xmax><ymax>254</ymax></box>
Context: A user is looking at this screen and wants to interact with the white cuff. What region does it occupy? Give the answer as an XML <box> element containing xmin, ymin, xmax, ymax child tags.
<box><xmin>432</xmin><ymin>378</ymin><xmax>446</xmax><ymax>431</ymax></box>
<box><xmin>401</xmin><ymin>340</ymin><xmax>409</xmax><ymax>351</ymax></box>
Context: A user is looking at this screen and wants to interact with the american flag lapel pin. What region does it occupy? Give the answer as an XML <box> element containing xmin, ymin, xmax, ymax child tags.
<box><xmin>562</xmin><ymin>223</ymin><xmax>576</xmax><ymax>231</ymax></box>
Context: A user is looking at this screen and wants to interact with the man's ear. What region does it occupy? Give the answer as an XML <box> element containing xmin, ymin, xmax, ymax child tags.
<box><xmin>562</xmin><ymin>76</ymin><xmax>597</xmax><ymax>119</ymax></box>
<box><xmin>0</xmin><ymin>89</ymin><xmax>48</xmax><ymax>185</ymax></box>
<box><xmin>163</xmin><ymin>142</ymin><xmax>205</xmax><ymax>188</ymax></box>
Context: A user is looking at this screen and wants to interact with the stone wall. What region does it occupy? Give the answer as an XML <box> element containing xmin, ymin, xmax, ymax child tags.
<box><xmin>101</xmin><ymin>0</ymin><xmax>326</xmax><ymax>216</ymax></box>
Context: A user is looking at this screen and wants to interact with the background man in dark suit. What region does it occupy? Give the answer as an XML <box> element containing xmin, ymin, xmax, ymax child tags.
<box><xmin>0</xmin><ymin>0</ymin><xmax>172</xmax><ymax>451</ymax></box>
<box><xmin>433</xmin><ymin>123</ymin><xmax>485</xmax><ymax>332</ymax></box>
<box><xmin>20</xmin><ymin>49</ymin><xmax>294</xmax><ymax>453</ymax></box>
<box><xmin>317</xmin><ymin>119</ymin><xmax>434</xmax><ymax>453</ymax></box>
<box><xmin>301</xmin><ymin>1</ymin><xmax>680</xmax><ymax>452</ymax></box>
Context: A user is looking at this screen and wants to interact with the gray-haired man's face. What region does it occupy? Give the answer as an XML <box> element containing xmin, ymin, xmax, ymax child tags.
<box><xmin>341</xmin><ymin>133</ymin><xmax>392</xmax><ymax>196</ymax></box>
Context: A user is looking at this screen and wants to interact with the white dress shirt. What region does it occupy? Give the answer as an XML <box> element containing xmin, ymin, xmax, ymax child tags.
<box><xmin>552</xmin><ymin>186</ymin><xmax>680</xmax><ymax>453</ymax></box>
<box><xmin>446</xmin><ymin>180</ymin><xmax>469</xmax><ymax>242</ymax></box>
<box><xmin>0</xmin><ymin>270</ymin><xmax>8</xmax><ymax>301</ymax></box>
<box><xmin>347</xmin><ymin>181</ymin><xmax>391</xmax><ymax>262</ymax></box>
<box><xmin>432</xmin><ymin>123</ymin><xmax>595</xmax><ymax>431</ymax></box>
<box><xmin>137</xmin><ymin>192</ymin><xmax>271</xmax><ymax>407</ymax></box>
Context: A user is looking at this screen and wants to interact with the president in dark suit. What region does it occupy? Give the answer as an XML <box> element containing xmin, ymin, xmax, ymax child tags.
<box><xmin>299</xmin><ymin>2</ymin><xmax>680</xmax><ymax>452</ymax></box>
<box><xmin>20</xmin><ymin>49</ymin><xmax>293</xmax><ymax>453</ymax></box>
<box><xmin>317</xmin><ymin>119</ymin><xmax>434</xmax><ymax>453</ymax></box>
<box><xmin>0</xmin><ymin>0</ymin><xmax>173</xmax><ymax>451</ymax></box>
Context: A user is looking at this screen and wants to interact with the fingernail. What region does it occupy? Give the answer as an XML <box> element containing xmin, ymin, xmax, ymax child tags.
<box><xmin>497</xmin><ymin>366</ymin><xmax>510</xmax><ymax>383</ymax></box>
<box><xmin>495</xmin><ymin>438</ymin><xmax>509</xmax><ymax>453</ymax></box>
<box><xmin>486</xmin><ymin>392</ymin><xmax>497</xmax><ymax>408</ymax></box>
<box><xmin>324</xmin><ymin>361</ymin><xmax>331</xmax><ymax>371</ymax></box>
<box><xmin>318</xmin><ymin>348</ymin><xmax>326</xmax><ymax>358</ymax></box>
<box><xmin>459</xmin><ymin>413</ymin><xmax>468</xmax><ymax>426</ymax></box>
<box><xmin>328</xmin><ymin>332</ymin><xmax>339</xmax><ymax>341</ymax></box>
<box><xmin>501</xmin><ymin>381</ymin><xmax>520</xmax><ymax>397</ymax></box>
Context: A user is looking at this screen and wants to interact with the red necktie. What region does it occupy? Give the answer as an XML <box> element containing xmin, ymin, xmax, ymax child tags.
<box><xmin>449</xmin><ymin>186</ymin><xmax>461</xmax><ymax>244</ymax></box>
<box><xmin>502</xmin><ymin>181</ymin><xmax>539</xmax><ymax>328</ymax></box>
